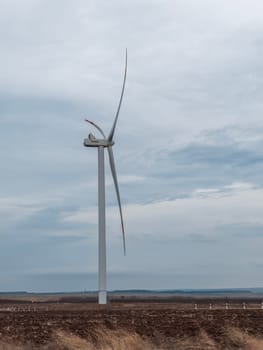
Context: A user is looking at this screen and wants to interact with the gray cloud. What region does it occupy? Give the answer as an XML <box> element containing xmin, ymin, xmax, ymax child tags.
<box><xmin>1</xmin><ymin>0</ymin><xmax>263</xmax><ymax>291</ymax></box>
<box><xmin>113</xmin><ymin>126</ymin><xmax>263</xmax><ymax>205</ymax></box>
<box><xmin>217</xmin><ymin>223</ymin><xmax>263</xmax><ymax>239</ymax></box>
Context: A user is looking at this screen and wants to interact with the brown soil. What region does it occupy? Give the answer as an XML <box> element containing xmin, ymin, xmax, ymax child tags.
<box><xmin>0</xmin><ymin>300</ymin><xmax>263</xmax><ymax>348</ymax></box>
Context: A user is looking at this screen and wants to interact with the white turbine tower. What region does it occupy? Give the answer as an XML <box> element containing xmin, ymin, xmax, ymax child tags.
<box><xmin>83</xmin><ymin>50</ymin><xmax>127</xmax><ymax>305</ymax></box>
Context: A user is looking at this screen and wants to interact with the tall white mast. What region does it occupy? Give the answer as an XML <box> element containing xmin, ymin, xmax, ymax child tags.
<box><xmin>98</xmin><ymin>145</ymin><xmax>107</xmax><ymax>304</ymax></box>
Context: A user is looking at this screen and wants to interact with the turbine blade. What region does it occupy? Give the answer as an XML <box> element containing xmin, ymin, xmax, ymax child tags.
<box><xmin>107</xmin><ymin>146</ymin><xmax>126</xmax><ymax>255</ymax></box>
<box><xmin>108</xmin><ymin>49</ymin><xmax>128</xmax><ymax>142</ymax></box>
<box><xmin>85</xmin><ymin>119</ymin><xmax>106</xmax><ymax>139</ymax></box>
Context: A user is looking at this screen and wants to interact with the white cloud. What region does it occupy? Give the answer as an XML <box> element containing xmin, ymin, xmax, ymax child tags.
<box><xmin>193</xmin><ymin>182</ymin><xmax>256</xmax><ymax>198</ymax></box>
<box><xmin>122</xmin><ymin>186</ymin><xmax>263</xmax><ymax>238</ymax></box>
<box><xmin>63</xmin><ymin>207</ymin><xmax>97</xmax><ymax>225</ymax></box>
<box><xmin>63</xmin><ymin>185</ymin><xmax>263</xmax><ymax>241</ymax></box>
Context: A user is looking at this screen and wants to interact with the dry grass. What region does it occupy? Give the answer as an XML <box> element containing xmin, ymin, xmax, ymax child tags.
<box><xmin>54</xmin><ymin>328</ymin><xmax>154</xmax><ymax>350</ymax></box>
<box><xmin>0</xmin><ymin>329</ymin><xmax>155</xmax><ymax>350</ymax></box>
<box><xmin>0</xmin><ymin>327</ymin><xmax>263</xmax><ymax>349</ymax></box>
<box><xmin>172</xmin><ymin>331</ymin><xmax>219</xmax><ymax>350</ymax></box>
<box><xmin>223</xmin><ymin>328</ymin><xmax>263</xmax><ymax>350</ymax></box>
<box><xmin>53</xmin><ymin>331</ymin><xmax>93</xmax><ymax>350</ymax></box>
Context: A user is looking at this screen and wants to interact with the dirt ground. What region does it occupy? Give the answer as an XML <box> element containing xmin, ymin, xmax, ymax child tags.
<box><xmin>0</xmin><ymin>297</ymin><xmax>263</xmax><ymax>347</ymax></box>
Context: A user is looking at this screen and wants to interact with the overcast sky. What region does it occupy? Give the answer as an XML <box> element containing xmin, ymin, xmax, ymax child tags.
<box><xmin>1</xmin><ymin>0</ymin><xmax>263</xmax><ymax>292</ymax></box>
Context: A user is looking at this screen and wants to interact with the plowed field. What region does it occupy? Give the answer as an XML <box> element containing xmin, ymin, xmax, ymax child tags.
<box><xmin>0</xmin><ymin>300</ymin><xmax>263</xmax><ymax>348</ymax></box>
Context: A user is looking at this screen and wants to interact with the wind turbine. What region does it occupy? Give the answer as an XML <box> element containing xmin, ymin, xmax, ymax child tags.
<box><xmin>83</xmin><ymin>50</ymin><xmax>127</xmax><ymax>304</ymax></box>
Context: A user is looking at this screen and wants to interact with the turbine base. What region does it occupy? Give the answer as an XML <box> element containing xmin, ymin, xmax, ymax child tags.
<box><xmin>98</xmin><ymin>290</ymin><xmax>107</xmax><ymax>304</ymax></box>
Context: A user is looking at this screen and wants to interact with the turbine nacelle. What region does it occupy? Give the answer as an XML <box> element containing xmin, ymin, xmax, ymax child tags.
<box><xmin>83</xmin><ymin>134</ymin><xmax>114</xmax><ymax>147</ymax></box>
